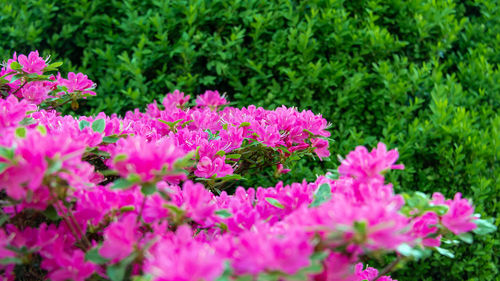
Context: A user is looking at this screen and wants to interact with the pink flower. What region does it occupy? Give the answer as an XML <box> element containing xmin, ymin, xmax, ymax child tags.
<box><xmin>145</xmin><ymin>226</ymin><xmax>224</xmax><ymax>281</ymax></box>
<box><xmin>163</xmin><ymin>89</ymin><xmax>190</xmax><ymax>108</ymax></box>
<box><xmin>179</xmin><ymin>181</ymin><xmax>217</xmax><ymax>225</ymax></box>
<box><xmin>0</xmin><ymin>95</ymin><xmax>37</xmax><ymax>130</ymax></box>
<box><xmin>196</xmin><ymin>90</ymin><xmax>228</xmax><ymax>109</ymax></box>
<box><xmin>251</xmin><ymin>122</ymin><xmax>282</xmax><ymax>147</ymax></box>
<box><xmin>276</xmin><ymin>163</ymin><xmax>291</xmax><ymax>174</ymax></box>
<box><xmin>47</xmin><ymin>250</ymin><xmax>96</xmax><ymax>281</ymax></box>
<box><xmin>410</xmin><ymin>212</ymin><xmax>441</xmax><ymax>247</ymax></box>
<box><xmin>17</xmin><ymin>50</ymin><xmax>47</xmax><ymax>74</ymax></box>
<box><xmin>312</xmin><ymin>138</ymin><xmax>330</xmax><ymax>159</ymax></box>
<box><xmin>59</xmin><ymin>72</ymin><xmax>96</xmax><ymax>95</ymax></box>
<box><xmin>110</xmin><ymin>136</ymin><xmax>186</xmax><ymax>183</ymax></box>
<box><xmin>338</xmin><ymin>142</ymin><xmax>404</xmax><ymax>181</ymax></box>
<box><xmin>441</xmin><ymin>193</ymin><xmax>476</xmax><ymax>235</ymax></box>
<box><xmin>0</xmin><ymin>131</ymin><xmax>88</xmax><ymax>200</ymax></box>
<box><xmin>221</xmin><ymin>225</ymin><xmax>313</xmax><ymax>275</ymax></box>
<box><xmin>0</xmin><ymin>229</ymin><xmax>15</xmax><ymax>260</ymax></box>
<box><xmin>99</xmin><ymin>214</ymin><xmax>140</xmax><ymax>262</ymax></box>
<box><xmin>353</xmin><ymin>263</ymin><xmax>395</xmax><ymax>281</ymax></box>
<box><xmin>19</xmin><ymin>81</ymin><xmax>51</xmax><ymax>104</ymax></box>
<box><xmin>195</xmin><ymin>156</ymin><xmax>233</xmax><ymax>178</ymax></box>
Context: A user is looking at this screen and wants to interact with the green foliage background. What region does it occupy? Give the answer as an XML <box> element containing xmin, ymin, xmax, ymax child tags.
<box><xmin>1</xmin><ymin>0</ymin><xmax>498</xmax><ymax>279</ymax></box>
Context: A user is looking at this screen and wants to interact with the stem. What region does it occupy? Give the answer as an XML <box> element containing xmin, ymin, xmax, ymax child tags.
<box><xmin>374</xmin><ymin>255</ymin><xmax>403</xmax><ymax>280</ymax></box>
<box><xmin>66</xmin><ymin>205</ymin><xmax>92</xmax><ymax>249</ymax></box>
<box><xmin>136</xmin><ymin>196</ymin><xmax>147</xmax><ymax>224</ymax></box>
<box><xmin>53</xmin><ymin>200</ymin><xmax>80</xmax><ymax>244</ymax></box>
<box><xmin>50</xmin><ymin>189</ymin><xmax>91</xmax><ymax>249</ymax></box>
<box><xmin>11</xmin><ymin>80</ymin><xmax>28</xmax><ymax>96</ymax></box>
<box><xmin>46</xmin><ymin>98</ymin><xmax>72</xmax><ymax>111</ymax></box>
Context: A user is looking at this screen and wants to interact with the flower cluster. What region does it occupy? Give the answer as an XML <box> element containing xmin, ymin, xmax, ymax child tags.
<box><xmin>0</xmin><ymin>51</ymin><xmax>494</xmax><ymax>281</ymax></box>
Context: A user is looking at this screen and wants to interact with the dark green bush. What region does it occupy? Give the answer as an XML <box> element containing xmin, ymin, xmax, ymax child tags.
<box><xmin>1</xmin><ymin>0</ymin><xmax>498</xmax><ymax>279</ymax></box>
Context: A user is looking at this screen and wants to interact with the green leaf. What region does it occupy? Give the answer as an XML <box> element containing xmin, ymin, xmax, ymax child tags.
<box><xmin>265</xmin><ymin>197</ymin><xmax>284</xmax><ymax>209</ymax></box>
<box><xmin>9</xmin><ymin>61</ymin><xmax>22</xmax><ymax>70</ymax></box>
<box><xmin>216</xmin><ymin>174</ymin><xmax>242</xmax><ymax>181</ymax></box>
<box><xmin>226</xmin><ymin>154</ymin><xmax>241</xmax><ymax>159</ymax></box>
<box><xmin>85</xmin><ymin>247</ymin><xmax>110</xmax><ymax>265</ymax></box>
<box><xmin>19</xmin><ymin>117</ymin><xmax>36</xmax><ymax>126</ymax></box>
<box><xmin>397</xmin><ymin>243</ymin><xmax>432</xmax><ymax>260</ymax></box>
<box><xmin>325</xmin><ymin>169</ymin><xmax>339</xmax><ymax>180</ymax></box>
<box><xmin>457</xmin><ymin>232</ymin><xmax>473</xmax><ymax>244</ymax></box>
<box><xmin>164</xmin><ymin>204</ymin><xmax>185</xmax><ymax>217</ymax></box>
<box><xmin>107</xmin><ymin>253</ymin><xmax>137</xmax><ymax>281</ymax></box>
<box><xmin>127</xmin><ymin>173</ymin><xmax>141</xmax><ymax>183</ymax></box>
<box><xmin>112</xmin><ymin>178</ymin><xmax>134</xmax><ymax>190</ymax></box>
<box><xmin>92</xmin><ymin>119</ymin><xmax>106</xmax><ymax>133</ymax></box>
<box><xmin>15</xmin><ymin>127</ymin><xmax>27</xmax><ymax>138</ymax></box>
<box><xmin>0</xmin><ymin>257</ymin><xmax>22</xmax><ymax>265</ymax></box>
<box><xmin>472</xmin><ymin>218</ymin><xmax>497</xmax><ymax>235</ymax></box>
<box><xmin>36</xmin><ymin>125</ymin><xmax>47</xmax><ymax>135</ymax></box>
<box><xmin>9</xmin><ymin>74</ymin><xmax>25</xmax><ymax>83</ymax></box>
<box><xmin>215</xmin><ymin>209</ymin><xmax>233</xmax><ymax>218</ymax></box>
<box><xmin>216</xmin><ymin>150</ymin><xmax>226</xmax><ymax>157</ymax></box>
<box><xmin>120</xmin><ymin>205</ymin><xmax>135</xmax><ymax>212</ymax></box>
<box><xmin>47</xmin><ymin>159</ymin><xmax>62</xmax><ymax>174</ymax></box>
<box><xmin>0</xmin><ymin>163</ymin><xmax>8</xmax><ymax>174</ymax></box>
<box><xmin>428</xmin><ymin>204</ymin><xmax>449</xmax><ymax>216</ymax></box>
<box><xmin>107</xmin><ymin>263</ymin><xmax>127</xmax><ymax>281</ymax></box>
<box><xmin>239</xmin><ymin>122</ymin><xmax>251</xmax><ymax>128</ymax></box>
<box><xmin>114</xmin><ymin>154</ymin><xmax>128</xmax><ymax>163</ymax></box>
<box><xmin>103</xmin><ymin>136</ymin><xmax>120</xmax><ymax>143</ymax></box>
<box><xmin>141</xmin><ymin>183</ymin><xmax>156</xmax><ymax>195</ymax></box>
<box><xmin>79</xmin><ymin>120</ymin><xmax>91</xmax><ymax>130</ymax></box>
<box><xmin>47</xmin><ymin>61</ymin><xmax>63</xmax><ymax>68</ymax></box>
<box><xmin>0</xmin><ymin>147</ymin><xmax>14</xmax><ymax>160</ymax></box>
<box><xmin>43</xmin><ymin>205</ymin><xmax>59</xmax><ymax>221</ymax></box>
<box><xmin>309</xmin><ymin>183</ymin><xmax>331</xmax><ymax>207</ymax></box>
<box><xmin>435</xmin><ymin>247</ymin><xmax>455</xmax><ymax>258</ymax></box>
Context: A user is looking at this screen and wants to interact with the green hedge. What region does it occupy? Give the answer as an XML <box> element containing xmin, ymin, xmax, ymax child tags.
<box><xmin>1</xmin><ymin>0</ymin><xmax>498</xmax><ymax>279</ymax></box>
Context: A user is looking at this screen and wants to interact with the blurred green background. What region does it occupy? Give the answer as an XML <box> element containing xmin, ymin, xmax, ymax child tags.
<box><xmin>1</xmin><ymin>0</ymin><xmax>498</xmax><ymax>279</ymax></box>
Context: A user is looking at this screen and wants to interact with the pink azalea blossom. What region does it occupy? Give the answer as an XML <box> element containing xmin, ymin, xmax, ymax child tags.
<box><xmin>163</xmin><ymin>89</ymin><xmax>190</xmax><ymax>108</ymax></box>
<box><xmin>410</xmin><ymin>212</ymin><xmax>441</xmax><ymax>247</ymax></box>
<box><xmin>17</xmin><ymin>50</ymin><xmax>47</xmax><ymax>74</ymax></box>
<box><xmin>110</xmin><ymin>135</ymin><xmax>186</xmax><ymax>182</ymax></box>
<box><xmin>47</xmin><ymin>250</ymin><xmax>96</xmax><ymax>281</ymax></box>
<box><xmin>441</xmin><ymin>193</ymin><xmax>476</xmax><ymax>235</ymax></box>
<box><xmin>338</xmin><ymin>142</ymin><xmax>404</xmax><ymax>181</ymax></box>
<box><xmin>195</xmin><ymin>156</ymin><xmax>233</xmax><ymax>178</ymax></box>
<box><xmin>178</xmin><ymin>181</ymin><xmax>217</xmax><ymax>225</ymax></box>
<box><xmin>196</xmin><ymin>90</ymin><xmax>228</xmax><ymax>109</ymax></box>
<box><xmin>19</xmin><ymin>81</ymin><xmax>51</xmax><ymax>104</ymax></box>
<box><xmin>99</xmin><ymin>214</ymin><xmax>140</xmax><ymax>262</ymax></box>
<box><xmin>145</xmin><ymin>226</ymin><xmax>225</xmax><ymax>281</ymax></box>
<box><xmin>59</xmin><ymin>72</ymin><xmax>96</xmax><ymax>95</ymax></box>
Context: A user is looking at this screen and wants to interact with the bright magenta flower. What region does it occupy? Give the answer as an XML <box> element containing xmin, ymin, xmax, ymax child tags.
<box><xmin>47</xmin><ymin>250</ymin><xmax>96</xmax><ymax>281</ymax></box>
<box><xmin>410</xmin><ymin>212</ymin><xmax>441</xmax><ymax>247</ymax></box>
<box><xmin>59</xmin><ymin>72</ymin><xmax>96</xmax><ymax>95</ymax></box>
<box><xmin>110</xmin><ymin>135</ymin><xmax>186</xmax><ymax>182</ymax></box>
<box><xmin>17</xmin><ymin>50</ymin><xmax>47</xmax><ymax>74</ymax></box>
<box><xmin>163</xmin><ymin>89</ymin><xmax>190</xmax><ymax>108</ymax></box>
<box><xmin>99</xmin><ymin>214</ymin><xmax>140</xmax><ymax>262</ymax></box>
<box><xmin>195</xmin><ymin>156</ymin><xmax>233</xmax><ymax>178</ymax></box>
<box><xmin>338</xmin><ymin>142</ymin><xmax>404</xmax><ymax>181</ymax></box>
<box><xmin>0</xmin><ymin>131</ymin><xmax>88</xmax><ymax>200</ymax></box>
<box><xmin>145</xmin><ymin>226</ymin><xmax>225</xmax><ymax>281</ymax></box>
<box><xmin>196</xmin><ymin>90</ymin><xmax>228</xmax><ymax>109</ymax></box>
<box><xmin>440</xmin><ymin>192</ymin><xmax>477</xmax><ymax>235</ymax></box>
<box><xmin>0</xmin><ymin>95</ymin><xmax>37</xmax><ymax>131</ymax></box>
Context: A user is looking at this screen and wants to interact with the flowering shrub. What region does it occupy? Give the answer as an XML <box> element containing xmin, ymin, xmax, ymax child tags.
<box><xmin>0</xmin><ymin>51</ymin><xmax>496</xmax><ymax>281</ymax></box>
